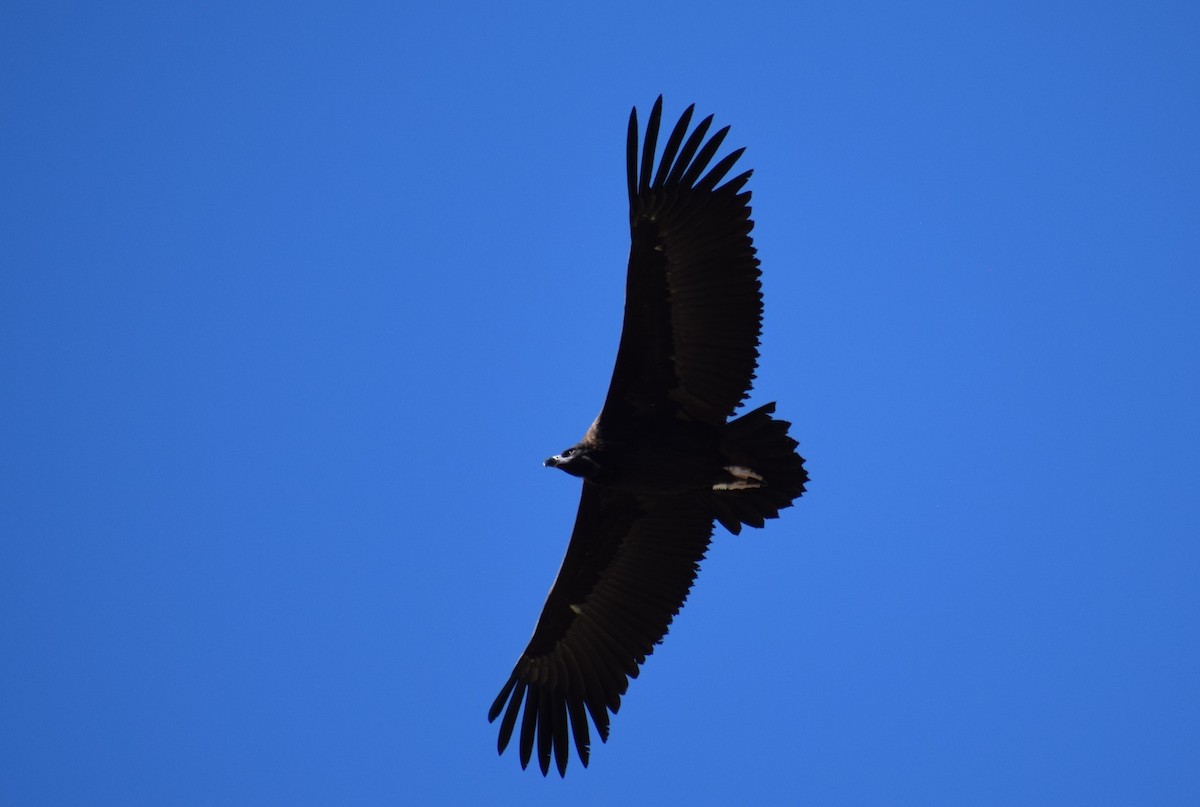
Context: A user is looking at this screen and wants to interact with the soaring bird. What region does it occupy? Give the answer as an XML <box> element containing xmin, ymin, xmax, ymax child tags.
<box><xmin>488</xmin><ymin>97</ymin><xmax>808</xmax><ymax>777</ymax></box>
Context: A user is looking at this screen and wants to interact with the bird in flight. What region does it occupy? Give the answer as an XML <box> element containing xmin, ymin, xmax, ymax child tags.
<box><xmin>489</xmin><ymin>97</ymin><xmax>808</xmax><ymax>777</ymax></box>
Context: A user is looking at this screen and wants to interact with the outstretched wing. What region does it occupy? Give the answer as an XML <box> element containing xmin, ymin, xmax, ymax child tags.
<box><xmin>488</xmin><ymin>484</ymin><xmax>715</xmax><ymax>777</ymax></box>
<box><xmin>600</xmin><ymin>96</ymin><xmax>763</xmax><ymax>427</ymax></box>
<box><xmin>489</xmin><ymin>99</ymin><xmax>764</xmax><ymax>776</ymax></box>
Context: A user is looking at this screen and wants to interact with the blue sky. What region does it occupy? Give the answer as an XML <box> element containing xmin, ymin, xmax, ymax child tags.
<box><xmin>3</xmin><ymin>1</ymin><xmax>1198</xmax><ymax>804</ymax></box>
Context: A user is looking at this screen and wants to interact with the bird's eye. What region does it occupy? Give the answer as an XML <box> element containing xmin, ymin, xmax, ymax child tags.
<box><xmin>562</xmin><ymin>448</ymin><xmax>575</xmax><ymax>457</ymax></box>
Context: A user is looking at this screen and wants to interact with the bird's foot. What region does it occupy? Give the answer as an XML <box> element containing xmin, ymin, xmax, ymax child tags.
<box><xmin>713</xmin><ymin>466</ymin><xmax>764</xmax><ymax>491</ymax></box>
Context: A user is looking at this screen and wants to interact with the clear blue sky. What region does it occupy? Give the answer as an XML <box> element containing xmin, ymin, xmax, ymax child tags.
<box><xmin>3</xmin><ymin>2</ymin><xmax>1198</xmax><ymax>805</ymax></box>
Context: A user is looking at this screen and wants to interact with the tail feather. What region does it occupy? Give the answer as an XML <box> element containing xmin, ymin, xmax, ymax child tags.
<box><xmin>711</xmin><ymin>402</ymin><xmax>807</xmax><ymax>534</ymax></box>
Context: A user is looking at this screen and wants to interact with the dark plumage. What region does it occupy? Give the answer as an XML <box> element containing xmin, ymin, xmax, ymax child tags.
<box><xmin>488</xmin><ymin>97</ymin><xmax>808</xmax><ymax>777</ymax></box>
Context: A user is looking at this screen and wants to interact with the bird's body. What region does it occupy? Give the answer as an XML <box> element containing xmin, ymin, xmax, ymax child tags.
<box><xmin>489</xmin><ymin>97</ymin><xmax>808</xmax><ymax>777</ymax></box>
<box><xmin>551</xmin><ymin>414</ymin><xmax>721</xmax><ymax>493</ymax></box>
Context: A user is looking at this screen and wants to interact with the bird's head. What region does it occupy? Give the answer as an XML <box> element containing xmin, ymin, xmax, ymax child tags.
<box><xmin>545</xmin><ymin>445</ymin><xmax>601</xmax><ymax>479</ymax></box>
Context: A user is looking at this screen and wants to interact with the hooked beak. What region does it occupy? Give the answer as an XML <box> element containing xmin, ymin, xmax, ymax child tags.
<box><xmin>544</xmin><ymin>455</ymin><xmax>563</xmax><ymax>468</ymax></box>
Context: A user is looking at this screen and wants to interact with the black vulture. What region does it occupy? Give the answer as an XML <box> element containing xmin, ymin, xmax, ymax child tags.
<box><xmin>488</xmin><ymin>97</ymin><xmax>808</xmax><ymax>777</ymax></box>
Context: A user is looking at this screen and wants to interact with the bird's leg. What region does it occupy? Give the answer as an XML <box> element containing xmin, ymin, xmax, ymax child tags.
<box><xmin>713</xmin><ymin>466</ymin><xmax>764</xmax><ymax>491</ymax></box>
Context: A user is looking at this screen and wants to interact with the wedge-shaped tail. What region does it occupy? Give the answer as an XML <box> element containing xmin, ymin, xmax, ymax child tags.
<box><xmin>710</xmin><ymin>403</ymin><xmax>808</xmax><ymax>535</ymax></box>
